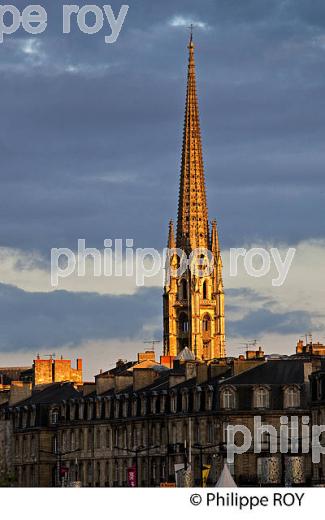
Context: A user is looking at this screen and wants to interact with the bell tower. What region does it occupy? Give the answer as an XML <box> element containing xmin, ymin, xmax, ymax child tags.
<box><xmin>163</xmin><ymin>34</ymin><xmax>225</xmax><ymax>360</ymax></box>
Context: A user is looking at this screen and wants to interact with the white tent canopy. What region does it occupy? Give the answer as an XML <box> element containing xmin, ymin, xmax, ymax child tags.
<box><xmin>215</xmin><ymin>463</ymin><xmax>237</xmax><ymax>487</ymax></box>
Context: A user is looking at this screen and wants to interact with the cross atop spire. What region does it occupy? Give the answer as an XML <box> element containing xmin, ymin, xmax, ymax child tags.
<box><xmin>189</xmin><ymin>23</ymin><xmax>194</xmax><ymax>44</ymax></box>
<box><xmin>176</xmin><ymin>33</ymin><xmax>209</xmax><ymax>253</ymax></box>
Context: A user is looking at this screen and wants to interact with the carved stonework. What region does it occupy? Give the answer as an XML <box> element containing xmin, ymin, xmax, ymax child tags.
<box><xmin>163</xmin><ymin>35</ymin><xmax>225</xmax><ymax>360</ymax></box>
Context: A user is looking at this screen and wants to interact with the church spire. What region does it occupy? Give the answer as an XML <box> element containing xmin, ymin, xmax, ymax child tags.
<box><xmin>176</xmin><ymin>33</ymin><xmax>209</xmax><ymax>253</ymax></box>
<box><xmin>167</xmin><ymin>219</ymin><xmax>176</xmax><ymax>249</ymax></box>
<box><xmin>163</xmin><ymin>35</ymin><xmax>225</xmax><ymax>360</ymax></box>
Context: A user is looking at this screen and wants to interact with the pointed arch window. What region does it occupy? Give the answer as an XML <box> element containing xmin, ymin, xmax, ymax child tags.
<box><xmin>180</xmin><ymin>279</ymin><xmax>187</xmax><ymax>300</ymax></box>
<box><xmin>202</xmin><ymin>314</ymin><xmax>211</xmax><ymax>333</ymax></box>
<box><xmin>203</xmin><ymin>280</ymin><xmax>208</xmax><ymax>299</ymax></box>
<box><xmin>179</xmin><ymin>312</ymin><xmax>189</xmax><ymax>333</ymax></box>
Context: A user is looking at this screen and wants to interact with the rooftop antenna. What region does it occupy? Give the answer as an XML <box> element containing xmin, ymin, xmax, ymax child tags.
<box><xmin>41</xmin><ymin>353</ymin><xmax>56</xmax><ymax>360</ymax></box>
<box><xmin>239</xmin><ymin>340</ymin><xmax>258</xmax><ymax>354</ymax></box>
<box><xmin>143</xmin><ymin>340</ymin><xmax>161</xmax><ymax>352</ymax></box>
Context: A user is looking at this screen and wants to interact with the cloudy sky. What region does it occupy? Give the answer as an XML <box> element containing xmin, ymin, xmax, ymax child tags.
<box><xmin>0</xmin><ymin>0</ymin><xmax>325</xmax><ymax>378</ymax></box>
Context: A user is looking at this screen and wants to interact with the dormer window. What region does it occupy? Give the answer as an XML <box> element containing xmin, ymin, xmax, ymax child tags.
<box><xmin>254</xmin><ymin>386</ymin><xmax>270</xmax><ymax>409</ymax></box>
<box><xmin>181</xmin><ymin>391</ymin><xmax>189</xmax><ymax>412</ymax></box>
<box><xmin>220</xmin><ymin>387</ymin><xmax>236</xmax><ymax>409</ymax></box>
<box><xmin>170</xmin><ymin>393</ymin><xmax>177</xmax><ymax>413</ymax></box>
<box><xmin>284</xmin><ymin>386</ymin><xmax>300</xmax><ymax>408</ymax></box>
<box><xmin>50</xmin><ymin>408</ymin><xmax>59</xmax><ymax>425</ymax></box>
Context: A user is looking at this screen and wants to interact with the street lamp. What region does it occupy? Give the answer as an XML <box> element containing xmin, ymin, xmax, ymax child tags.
<box><xmin>193</xmin><ymin>442</ymin><xmax>226</xmax><ymax>487</ymax></box>
<box><xmin>114</xmin><ymin>444</ymin><xmax>159</xmax><ymax>487</ymax></box>
<box><xmin>40</xmin><ymin>447</ymin><xmax>80</xmax><ymax>487</ymax></box>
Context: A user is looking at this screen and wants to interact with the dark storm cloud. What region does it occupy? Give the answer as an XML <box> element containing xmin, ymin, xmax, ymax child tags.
<box><xmin>0</xmin><ymin>283</ymin><xmax>162</xmax><ymax>351</ymax></box>
<box><xmin>228</xmin><ymin>308</ymin><xmax>316</xmax><ymax>338</ymax></box>
<box><xmin>0</xmin><ymin>281</ymin><xmax>317</xmax><ymax>352</ymax></box>
<box><xmin>226</xmin><ymin>288</ymin><xmax>273</xmax><ymax>303</ymax></box>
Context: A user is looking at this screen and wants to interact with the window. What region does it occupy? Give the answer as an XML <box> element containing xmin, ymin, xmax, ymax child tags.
<box><xmin>96</xmin><ymin>428</ymin><xmax>101</xmax><ymax>449</ymax></box>
<box><xmin>71</xmin><ymin>430</ymin><xmax>75</xmax><ymax>450</ymax></box>
<box><xmin>255</xmin><ymin>387</ymin><xmax>269</xmax><ymax>408</ymax></box>
<box><xmin>53</xmin><ymin>435</ymin><xmax>58</xmax><ymax>455</ymax></box>
<box><xmin>114</xmin><ymin>428</ymin><xmax>119</xmax><ymax>447</ymax></box>
<box><xmin>222</xmin><ymin>423</ymin><xmax>229</xmax><ymax>443</ymax></box>
<box><xmin>207</xmin><ymin>422</ymin><xmax>213</xmax><ymax>443</ymax></box>
<box><xmin>151</xmin><ymin>424</ymin><xmax>156</xmax><ymax>445</ymax></box>
<box><xmin>172</xmin><ymin>424</ymin><xmax>177</xmax><ymax>444</ymax></box>
<box><xmin>114</xmin><ymin>461</ymin><xmax>119</xmax><ymax>484</ymax></box>
<box><xmin>170</xmin><ymin>394</ymin><xmax>177</xmax><ymax>413</ymax></box>
<box><xmin>123</xmin><ymin>399</ymin><xmax>128</xmax><ymax>418</ymax></box>
<box><xmin>31</xmin><ymin>435</ymin><xmax>36</xmax><ymax>457</ymax></box>
<box><xmin>87</xmin><ymin>428</ymin><xmax>93</xmax><ymax>450</ymax></box>
<box><xmin>87</xmin><ymin>402</ymin><xmax>93</xmax><ymax>421</ymax></box>
<box><xmin>206</xmin><ymin>390</ymin><xmax>213</xmax><ymax>410</ymax></box>
<box><xmin>285</xmin><ymin>386</ymin><xmax>300</xmax><ymax>408</ymax></box>
<box><xmin>87</xmin><ymin>462</ymin><xmax>92</xmax><ymax>485</ymax></box>
<box><xmin>152</xmin><ymin>461</ymin><xmax>157</xmax><ymax>482</ymax></box>
<box><xmin>50</xmin><ymin>409</ymin><xmax>59</xmax><ymax>425</ymax></box>
<box><xmin>105</xmin><ymin>461</ymin><xmax>110</xmax><ymax>486</ymax></box>
<box><xmin>182</xmin><ymin>392</ymin><xmax>189</xmax><ymax>412</ymax></box>
<box><xmin>194</xmin><ymin>390</ymin><xmax>202</xmax><ymax>412</ymax></box>
<box><xmin>161</xmin><ymin>460</ymin><xmax>166</xmax><ymax>480</ymax></box>
<box><xmin>96</xmin><ymin>400</ymin><xmax>102</xmax><ymax>419</ymax></box>
<box><xmin>106</xmin><ymin>428</ymin><xmax>111</xmax><ymax>449</ymax></box>
<box><xmin>151</xmin><ymin>396</ymin><xmax>157</xmax><ymax>414</ymax></box>
<box><xmin>95</xmin><ymin>461</ymin><xmax>101</xmax><ymax>486</ymax></box>
<box><xmin>202</xmin><ymin>314</ymin><xmax>211</xmax><ymax>333</ymax></box>
<box><xmin>179</xmin><ymin>313</ymin><xmax>189</xmax><ymax>333</ymax></box>
<box><xmin>180</xmin><ymin>279</ymin><xmax>188</xmax><ymax>300</ymax></box>
<box><xmin>79</xmin><ymin>429</ymin><xmax>84</xmax><ymax>450</ymax></box>
<box><xmin>132</xmin><ymin>399</ymin><xmax>138</xmax><ymax>417</ymax></box>
<box><xmin>62</xmin><ymin>430</ymin><xmax>66</xmax><ymax>451</ymax></box>
<box><xmin>221</xmin><ymin>387</ymin><xmax>236</xmax><ymax>409</ymax></box>
<box><xmin>195</xmin><ymin>422</ymin><xmax>200</xmax><ymax>443</ymax></box>
<box><xmin>260</xmin><ymin>427</ymin><xmax>271</xmax><ymax>451</ymax></box>
<box><xmin>203</xmin><ymin>280</ymin><xmax>208</xmax><ymax>299</ymax></box>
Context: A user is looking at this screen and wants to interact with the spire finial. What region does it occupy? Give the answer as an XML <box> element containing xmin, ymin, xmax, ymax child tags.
<box><xmin>188</xmin><ymin>23</ymin><xmax>194</xmax><ymax>48</ymax></box>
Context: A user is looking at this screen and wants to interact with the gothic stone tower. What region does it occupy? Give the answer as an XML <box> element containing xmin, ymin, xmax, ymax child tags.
<box><xmin>163</xmin><ymin>35</ymin><xmax>225</xmax><ymax>360</ymax></box>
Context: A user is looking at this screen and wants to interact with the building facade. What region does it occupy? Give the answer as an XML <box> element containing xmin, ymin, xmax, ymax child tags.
<box><xmin>3</xmin><ymin>350</ymin><xmax>323</xmax><ymax>487</ymax></box>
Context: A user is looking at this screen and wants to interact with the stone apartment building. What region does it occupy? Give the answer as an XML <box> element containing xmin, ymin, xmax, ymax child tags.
<box><xmin>0</xmin><ymin>355</ymin><xmax>83</xmax><ymax>485</ymax></box>
<box><xmin>3</xmin><ymin>347</ymin><xmax>324</xmax><ymax>487</ymax></box>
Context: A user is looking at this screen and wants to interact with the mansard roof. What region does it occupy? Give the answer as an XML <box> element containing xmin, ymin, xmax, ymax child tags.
<box><xmin>222</xmin><ymin>359</ymin><xmax>307</xmax><ymax>386</ymax></box>
<box><xmin>13</xmin><ymin>382</ymin><xmax>81</xmax><ymax>407</ymax></box>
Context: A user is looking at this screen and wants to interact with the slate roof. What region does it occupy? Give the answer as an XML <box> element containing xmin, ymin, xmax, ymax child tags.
<box><xmin>14</xmin><ymin>382</ymin><xmax>81</xmax><ymax>407</ymax></box>
<box><xmin>223</xmin><ymin>359</ymin><xmax>306</xmax><ymax>386</ymax></box>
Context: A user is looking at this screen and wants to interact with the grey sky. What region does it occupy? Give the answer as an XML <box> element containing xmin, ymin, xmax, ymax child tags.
<box><xmin>0</xmin><ymin>0</ymin><xmax>324</xmax><ymax>372</ymax></box>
